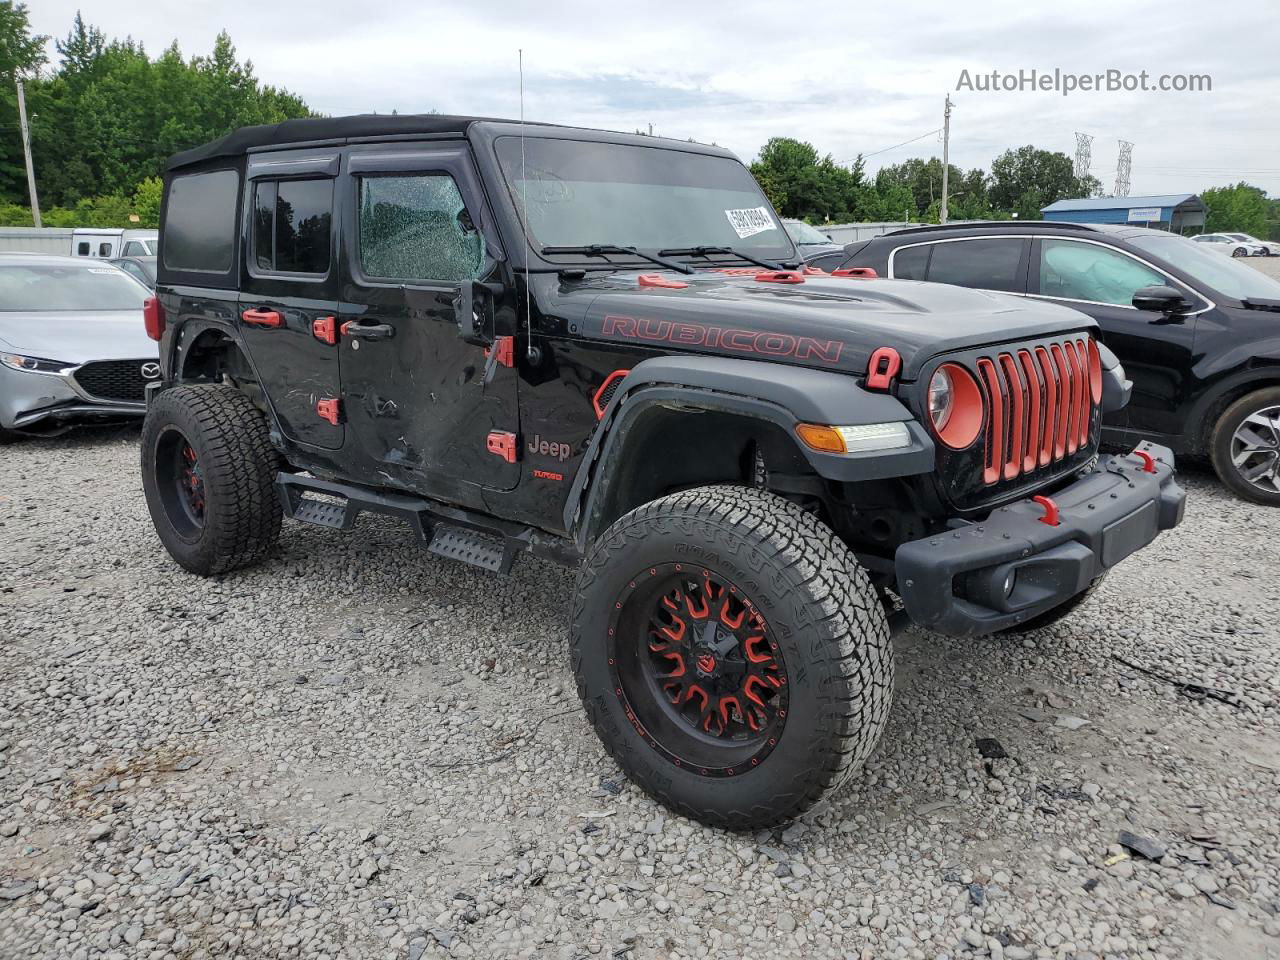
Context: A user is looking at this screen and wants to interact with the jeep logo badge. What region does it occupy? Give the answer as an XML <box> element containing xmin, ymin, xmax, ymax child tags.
<box><xmin>140</xmin><ymin>362</ymin><xmax>161</xmax><ymax>379</ymax></box>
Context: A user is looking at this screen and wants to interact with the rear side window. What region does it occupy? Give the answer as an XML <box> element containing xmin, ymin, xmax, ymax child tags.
<box><xmin>926</xmin><ymin>238</ymin><xmax>1024</xmax><ymax>293</ymax></box>
<box><xmin>123</xmin><ymin>241</ymin><xmax>146</xmax><ymax>256</ymax></box>
<box><xmin>252</xmin><ymin>178</ymin><xmax>333</xmax><ymax>275</ymax></box>
<box><xmin>165</xmin><ymin>168</ymin><xmax>240</xmax><ymax>272</ymax></box>
<box><xmin>892</xmin><ymin>244</ymin><xmax>929</xmax><ymax>280</ymax></box>
<box><xmin>357</xmin><ymin>174</ymin><xmax>484</xmax><ymax>282</ymax></box>
<box><xmin>164</xmin><ymin>169</ymin><xmax>239</xmax><ymax>272</ymax></box>
<box><xmin>76</xmin><ymin>242</ymin><xmax>89</xmax><ymax>255</ymax></box>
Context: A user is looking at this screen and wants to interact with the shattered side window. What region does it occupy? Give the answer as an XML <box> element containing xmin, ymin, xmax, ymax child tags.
<box><xmin>358</xmin><ymin>174</ymin><xmax>485</xmax><ymax>282</ymax></box>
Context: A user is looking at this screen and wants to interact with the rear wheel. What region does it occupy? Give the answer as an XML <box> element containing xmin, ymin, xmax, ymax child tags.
<box><xmin>1210</xmin><ymin>387</ymin><xmax>1280</xmax><ymax>506</ymax></box>
<box><xmin>1232</xmin><ymin>246</ymin><xmax>1248</xmax><ymax>258</ymax></box>
<box><xmin>571</xmin><ymin>486</ymin><xmax>893</xmax><ymax>829</ymax></box>
<box><xmin>141</xmin><ymin>384</ymin><xmax>283</xmax><ymax>574</ymax></box>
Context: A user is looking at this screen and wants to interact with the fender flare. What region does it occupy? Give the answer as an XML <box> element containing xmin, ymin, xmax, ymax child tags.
<box><xmin>564</xmin><ymin>355</ymin><xmax>935</xmax><ymax>546</ymax></box>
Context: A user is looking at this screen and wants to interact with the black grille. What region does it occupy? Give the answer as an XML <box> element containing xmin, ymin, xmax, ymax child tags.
<box><xmin>73</xmin><ymin>360</ymin><xmax>153</xmax><ymax>403</ymax></box>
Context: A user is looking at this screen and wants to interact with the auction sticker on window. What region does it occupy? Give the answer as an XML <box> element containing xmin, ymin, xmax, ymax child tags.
<box><xmin>725</xmin><ymin>206</ymin><xmax>775</xmax><ymax>239</ymax></box>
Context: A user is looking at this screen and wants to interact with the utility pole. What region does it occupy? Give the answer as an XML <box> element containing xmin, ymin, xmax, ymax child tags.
<box><xmin>16</xmin><ymin>80</ymin><xmax>41</xmax><ymax>228</ymax></box>
<box><xmin>940</xmin><ymin>94</ymin><xmax>952</xmax><ymax>224</ymax></box>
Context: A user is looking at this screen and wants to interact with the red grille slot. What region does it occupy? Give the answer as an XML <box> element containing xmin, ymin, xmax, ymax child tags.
<box><xmin>1018</xmin><ymin>349</ymin><xmax>1041</xmax><ymax>474</ymax></box>
<box><xmin>1074</xmin><ymin>339</ymin><xmax>1092</xmax><ymax>449</ymax></box>
<box><xmin>976</xmin><ymin>358</ymin><xmax>1005</xmax><ymax>485</ymax></box>
<box><xmin>967</xmin><ymin>337</ymin><xmax>1097</xmax><ymax>487</ymax></box>
<box><xmin>998</xmin><ymin>354</ymin><xmax>1024</xmax><ymax>481</ymax></box>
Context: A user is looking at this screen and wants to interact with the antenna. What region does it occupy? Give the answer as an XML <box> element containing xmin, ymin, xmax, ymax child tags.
<box><xmin>1114</xmin><ymin>140</ymin><xmax>1133</xmax><ymax>198</ymax></box>
<box><xmin>519</xmin><ymin>50</ymin><xmax>537</xmax><ymax>362</ymax></box>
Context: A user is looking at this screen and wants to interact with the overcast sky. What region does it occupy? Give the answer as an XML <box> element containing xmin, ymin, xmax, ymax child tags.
<box><xmin>30</xmin><ymin>0</ymin><xmax>1280</xmax><ymax>198</ymax></box>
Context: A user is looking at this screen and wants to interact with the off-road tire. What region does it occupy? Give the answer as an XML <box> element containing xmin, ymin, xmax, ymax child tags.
<box><xmin>1000</xmin><ymin>575</ymin><xmax>1107</xmax><ymax>633</ymax></box>
<box><xmin>570</xmin><ymin>485</ymin><xmax>893</xmax><ymax>829</ymax></box>
<box><xmin>141</xmin><ymin>384</ymin><xmax>282</xmax><ymax>575</ymax></box>
<box><xmin>1209</xmin><ymin>387</ymin><xmax>1280</xmax><ymax>506</ymax></box>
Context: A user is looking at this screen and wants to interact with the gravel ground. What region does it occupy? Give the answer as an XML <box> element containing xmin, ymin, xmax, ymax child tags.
<box><xmin>2</xmin><ymin>423</ymin><xmax>1279</xmax><ymax>960</ymax></box>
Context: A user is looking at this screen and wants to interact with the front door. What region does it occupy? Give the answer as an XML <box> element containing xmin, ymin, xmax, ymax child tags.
<box><xmin>237</xmin><ymin>151</ymin><xmax>343</xmax><ymax>450</ymax></box>
<box><xmin>1029</xmin><ymin>237</ymin><xmax>1201</xmax><ymax>440</ymax></box>
<box><xmin>336</xmin><ymin>143</ymin><xmax>519</xmax><ymax>507</ymax></box>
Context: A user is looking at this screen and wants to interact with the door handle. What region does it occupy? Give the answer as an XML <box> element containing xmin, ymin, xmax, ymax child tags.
<box><xmin>340</xmin><ymin>321</ymin><xmax>396</xmax><ymax>341</ymax></box>
<box><xmin>242</xmin><ymin>308</ymin><xmax>283</xmax><ymax>327</ymax></box>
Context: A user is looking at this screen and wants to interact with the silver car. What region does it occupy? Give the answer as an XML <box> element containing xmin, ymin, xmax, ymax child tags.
<box><xmin>0</xmin><ymin>254</ymin><xmax>157</xmax><ymax>438</ymax></box>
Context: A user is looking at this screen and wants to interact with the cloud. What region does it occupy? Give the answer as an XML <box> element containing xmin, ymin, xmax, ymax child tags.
<box><xmin>30</xmin><ymin>0</ymin><xmax>1280</xmax><ymax>195</ymax></box>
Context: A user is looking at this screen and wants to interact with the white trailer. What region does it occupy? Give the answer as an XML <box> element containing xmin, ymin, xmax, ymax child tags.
<box><xmin>0</xmin><ymin>227</ymin><xmax>158</xmax><ymax>258</ymax></box>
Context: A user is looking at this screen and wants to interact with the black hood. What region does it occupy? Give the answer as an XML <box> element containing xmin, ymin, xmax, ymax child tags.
<box><xmin>547</xmin><ymin>271</ymin><xmax>1097</xmax><ymax>380</ymax></box>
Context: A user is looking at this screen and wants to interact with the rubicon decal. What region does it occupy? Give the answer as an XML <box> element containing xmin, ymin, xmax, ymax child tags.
<box><xmin>601</xmin><ymin>316</ymin><xmax>844</xmax><ymax>365</ymax></box>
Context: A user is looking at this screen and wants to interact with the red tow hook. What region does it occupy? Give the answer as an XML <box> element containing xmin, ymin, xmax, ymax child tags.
<box><xmin>1032</xmin><ymin>495</ymin><xmax>1060</xmax><ymax>526</ymax></box>
<box><xmin>1131</xmin><ymin>449</ymin><xmax>1157</xmax><ymax>473</ymax></box>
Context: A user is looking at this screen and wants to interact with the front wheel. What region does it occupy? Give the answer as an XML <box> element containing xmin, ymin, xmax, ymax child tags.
<box><xmin>571</xmin><ymin>486</ymin><xmax>893</xmax><ymax>829</ymax></box>
<box><xmin>1210</xmin><ymin>387</ymin><xmax>1280</xmax><ymax>505</ymax></box>
<box><xmin>141</xmin><ymin>384</ymin><xmax>283</xmax><ymax>575</ymax></box>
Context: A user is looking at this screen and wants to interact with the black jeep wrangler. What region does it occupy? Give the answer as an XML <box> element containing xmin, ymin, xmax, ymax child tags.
<box><xmin>140</xmin><ymin>115</ymin><xmax>1185</xmax><ymax>829</ymax></box>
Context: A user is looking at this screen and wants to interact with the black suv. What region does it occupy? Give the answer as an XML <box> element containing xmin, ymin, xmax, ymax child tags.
<box><xmin>139</xmin><ymin>116</ymin><xmax>1184</xmax><ymax>828</ymax></box>
<box><xmin>810</xmin><ymin>222</ymin><xmax>1280</xmax><ymax>505</ymax></box>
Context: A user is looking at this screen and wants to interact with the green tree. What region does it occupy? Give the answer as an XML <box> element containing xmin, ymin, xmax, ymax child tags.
<box><xmin>749</xmin><ymin>137</ymin><xmax>870</xmax><ymax>223</ymax></box>
<box><xmin>0</xmin><ymin>2</ymin><xmax>48</xmax><ymax>204</ymax></box>
<box><xmin>131</xmin><ymin>176</ymin><xmax>162</xmax><ymax>227</ymax></box>
<box><xmin>1202</xmin><ymin>182</ymin><xmax>1269</xmax><ymax>236</ymax></box>
<box><xmin>23</xmin><ymin>16</ymin><xmax>315</xmax><ymax>210</ymax></box>
<box><xmin>989</xmin><ymin>145</ymin><xmax>1100</xmax><ymax>220</ymax></box>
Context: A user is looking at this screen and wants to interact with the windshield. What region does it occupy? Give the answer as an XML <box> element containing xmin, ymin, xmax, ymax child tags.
<box><xmin>0</xmin><ymin>263</ymin><xmax>151</xmax><ymax>312</ymax></box>
<box><xmin>785</xmin><ymin>221</ymin><xmax>833</xmax><ymax>245</ymax></box>
<box><xmin>1130</xmin><ymin>234</ymin><xmax>1280</xmax><ymax>302</ymax></box>
<box><xmin>495</xmin><ymin>137</ymin><xmax>794</xmax><ymax>261</ymax></box>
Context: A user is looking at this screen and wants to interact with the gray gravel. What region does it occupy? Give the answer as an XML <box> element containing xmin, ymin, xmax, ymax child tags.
<box><xmin>2</xmin><ymin>430</ymin><xmax>1279</xmax><ymax>960</ymax></box>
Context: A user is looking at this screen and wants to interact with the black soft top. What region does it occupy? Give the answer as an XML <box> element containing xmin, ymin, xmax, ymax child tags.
<box><xmin>166</xmin><ymin>114</ymin><xmax>515</xmax><ymax>170</ymax></box>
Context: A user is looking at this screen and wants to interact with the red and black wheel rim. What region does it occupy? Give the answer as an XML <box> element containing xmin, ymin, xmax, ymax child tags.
<box><xmin>153</xmin><ymin>426</ymin><xmax>206</xmax><ymax>540</ymax></box>
<box><xmin>607</xmin><ymin>563</ymin><xmax>789</xmax><ymax>777</ymax></box>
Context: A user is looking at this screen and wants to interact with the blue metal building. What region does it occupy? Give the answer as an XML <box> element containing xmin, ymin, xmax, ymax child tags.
<box><xmin>1040</xmin><ymin>194</ymin><xmax>1206</xmax><ymax>233</ymax></box>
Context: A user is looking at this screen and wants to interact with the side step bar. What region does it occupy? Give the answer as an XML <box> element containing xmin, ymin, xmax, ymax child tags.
<box><xmin>275</xmin><ymin>473</ymin><xmax>580</xmax><ymax>573</ymax></box>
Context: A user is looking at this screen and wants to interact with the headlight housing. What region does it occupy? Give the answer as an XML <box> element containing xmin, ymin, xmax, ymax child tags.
<box><xmin>0</xmin><ymin>354</ymin><xmax>74</xmax><ymax>374</ymax></box>
<box><xmin>927</xmin><ymin>367</ymin><xmax>954</xmax><ymax>431</ymax></box>
<box><xmin>930</xmin><ymin>363</ymin><xmax>985</xmax><ymax>450</ymax></box>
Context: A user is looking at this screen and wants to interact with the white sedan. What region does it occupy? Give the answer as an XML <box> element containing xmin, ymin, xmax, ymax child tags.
<box><xmin>1221</xmin><ymin>232</ymin><xmax>1276</xmax><ymax>256</ymax></box>
<box><xmin>1191</xmin><ymin>233</ymin><xmax>1268</xmax><ymax>257</ymax></box>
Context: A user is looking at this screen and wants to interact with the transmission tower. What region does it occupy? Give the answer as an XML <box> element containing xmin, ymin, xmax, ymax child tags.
<box><xmin>1073</xmin><ymin>132</ymin><xmax>1094</xmax><ymax>184</ymax></box>
<box><xmin>1114</xmin><ymin>140</ymin><xmax>1133</xmax><ymax>197</ymax></box>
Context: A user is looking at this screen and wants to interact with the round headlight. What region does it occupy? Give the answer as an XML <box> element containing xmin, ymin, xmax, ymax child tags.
<box><xmin>930</xmin><ymin>363</ymin><xmax>985</xmax><ymax>450</ymax></box>
<box><xmin>928</xmin><ymin>367</ymin><xmax>954</xmax><ymax>431</ymax></box>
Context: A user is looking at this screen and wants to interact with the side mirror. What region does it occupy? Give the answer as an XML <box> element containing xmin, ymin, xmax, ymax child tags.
<box><xmin>453</xmin><ymin>279</ymin><xmax>503</xmax><ymax>346</ymax></box>
<box><xmin>1132</xmin><ymin>284</ymin><xmax>1191</xmax><ymax>317</ymax></box>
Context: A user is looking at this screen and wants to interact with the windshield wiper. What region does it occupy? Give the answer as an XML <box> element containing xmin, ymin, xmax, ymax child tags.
<box><xmin>1242</xmin><ymin>297</ymin><xmax>1280</xmax><ymax>312</ymax></box>
<box><xmin>539</xmin><ymin>244</ymin><xmax>694</xmax><ymax>275</ymax></box>
<box><xmin>657</xmin><ymin>245</ymin><xmax>791</xmax><ymax>271</ymax></box>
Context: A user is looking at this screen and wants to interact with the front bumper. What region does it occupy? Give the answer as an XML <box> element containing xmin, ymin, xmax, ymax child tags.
<box><xmin>896</xmin><ymin>443</ymin><xmax>1185</xmax><ymax>636</ymax></box>
<box><xmin>1</xmin><ymin>365</ymin><xmax>145</xmax><ymax>432</ymax></box>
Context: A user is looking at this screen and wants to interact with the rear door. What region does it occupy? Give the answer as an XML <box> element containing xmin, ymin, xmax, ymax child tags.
<box><xmin>237</xmin><ymin>150</ymin><xmax>343</xmax><ymax>450</ymax></box>
<box><xmin>1028</xmin><ymin>237</ymin><xmax>1202</xmax><ymax>438</ymax></box>
<box><xmin>336</xmin><ymin>143</ymin><xmax>519</xmax><ymax>503</ymax></box>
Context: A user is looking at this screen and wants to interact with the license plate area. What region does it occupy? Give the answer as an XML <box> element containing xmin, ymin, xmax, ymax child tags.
<box><xmin>1101</xmin><ymin>500</ymin><xmax>1158</xmax><ymax>568</ymax></box>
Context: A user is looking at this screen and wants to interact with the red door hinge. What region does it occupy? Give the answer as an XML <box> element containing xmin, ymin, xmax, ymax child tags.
<box><xmin>485</xmin><ymin>335</ymin><xmax>515</xmax><ymax>368</ymax></box>
<box><xmin>312</xmin><ymin>315</ymin><xmax>338</xmax><ymax>345</ymax></box>
<box><xmin>316</xmin><ymin>397</ymin><xmax>342</xmax><ymax>426</ymax></box>
<box><xmin>486</xmin><ymin>430</ymin><xmax>518</xmax><ymax>463</ymax></box>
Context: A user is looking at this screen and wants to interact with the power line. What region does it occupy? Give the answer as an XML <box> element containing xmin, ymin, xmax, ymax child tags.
<box><xmin>841</xmin><ymin>128</ymin><xmax>942</xmax><ymax>166</ymax></box>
